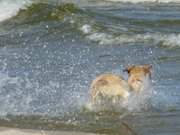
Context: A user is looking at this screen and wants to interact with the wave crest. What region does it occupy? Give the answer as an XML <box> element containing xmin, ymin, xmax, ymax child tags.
<box><xmin>80</xmin><ymin>24</ymin><xmax>180</xmax><ymax>47</ymax></box>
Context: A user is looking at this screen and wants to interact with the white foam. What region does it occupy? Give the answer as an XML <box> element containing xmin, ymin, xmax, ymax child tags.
<box><xmin>0</xmin><ymin>0</ymin><xmax>32</xmax><ymax>22</ymax></box>
<box><xmin>80</xmin><ymin>24</ymin><xmax>92</xmax><ymax>34</ymax></box>
<box><xmin>82</xmin><ymin>29</ymin><xmax>180</xmax><ymax>47</ymax></box>
<box><xmin>156</xmin><ymin>33</ymin><xmax>180</xmax><ymax>47</ymax></box>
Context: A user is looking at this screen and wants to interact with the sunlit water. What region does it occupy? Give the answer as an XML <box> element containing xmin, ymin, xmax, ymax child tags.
<box><xmin>0</xmin><ymin>0</ymin><xmax>180</xmax><ymax>135</ymax></box>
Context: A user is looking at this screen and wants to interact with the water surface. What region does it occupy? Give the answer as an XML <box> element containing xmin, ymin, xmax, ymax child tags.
<box><xmin>0</xmin><ymin>0</ymin><xmax>180</xmax><ymax>135</ymax></box>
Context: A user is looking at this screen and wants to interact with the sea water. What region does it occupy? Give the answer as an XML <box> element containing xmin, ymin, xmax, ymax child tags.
<box><xmin>0</xmin><ymin>0</ymin><xmax>180</xmax><ymax>134</ymax></box>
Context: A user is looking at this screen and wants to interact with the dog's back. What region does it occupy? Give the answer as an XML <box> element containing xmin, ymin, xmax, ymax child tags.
<box><xmin>90</xmin><ymin>74</ymin><xmax>130</xmax><ymax>102</ymax></box>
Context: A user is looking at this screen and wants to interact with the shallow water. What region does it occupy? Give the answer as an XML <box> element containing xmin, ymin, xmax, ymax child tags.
<box><xmin>0</xmin><ymin>0</ymin><xmax>180</xmax><ymax>135</ymax></box>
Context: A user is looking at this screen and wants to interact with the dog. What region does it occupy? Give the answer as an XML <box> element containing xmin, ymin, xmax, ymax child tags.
<box><xmin>90</xmin><ymin>64</ymin><xmax>152</xmax><ymax>103</ymax></box>
<box><xmin>124</xmin><ymin>64</ymin><xmax>152</xmax><ymax>92</ymax></box>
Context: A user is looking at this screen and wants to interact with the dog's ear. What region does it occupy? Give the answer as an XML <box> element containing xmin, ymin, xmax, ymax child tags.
<box><xmin>144</xmin><ymin>64</ymin><xmax>152</xmax><ymax>70</ymax></box>
<box><xmin>123</xmin><ymin>65</ymin><xmax>135</xmax><ymax>74</ymax></box>
<box><xmin>143</xmin><ymin>64</ymin><xmax>152</xmax><ymax>74</ymax></box>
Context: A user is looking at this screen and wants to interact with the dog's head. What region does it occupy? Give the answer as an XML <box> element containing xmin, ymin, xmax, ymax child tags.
<box><xmin>124</xmin><ymin>64</ymin><xmax>152</xmax><ymax>91</ymax></box>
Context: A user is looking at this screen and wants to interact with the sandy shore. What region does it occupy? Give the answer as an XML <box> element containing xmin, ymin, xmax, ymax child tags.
<box><xmin>0</xmin><ymin>127</ymin><xmax>98</xmax><ymax>135</ymax></box>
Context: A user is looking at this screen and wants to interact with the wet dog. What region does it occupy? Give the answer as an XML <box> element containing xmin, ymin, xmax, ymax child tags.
<box><xmin>90</xmin><ymin>64</ymin><xmax>152</xmax><ymax>103</ymax></box>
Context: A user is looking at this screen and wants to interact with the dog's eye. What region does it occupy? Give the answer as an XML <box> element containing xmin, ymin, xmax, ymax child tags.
<box><xmin>134</xmin><ymin>78</ymin><xmax>142</xmax><ymax>83</ymax></box>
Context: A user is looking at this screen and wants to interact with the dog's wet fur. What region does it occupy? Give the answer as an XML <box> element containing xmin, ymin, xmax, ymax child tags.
<box><xmin>90</xmin><ymin>64</ymin><xmax>152</xmax><ymax>103</ymax></box>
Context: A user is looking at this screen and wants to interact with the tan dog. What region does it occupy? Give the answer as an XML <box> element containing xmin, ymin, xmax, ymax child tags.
<box><xmin>90</xmin><ymin>74</ymin><xmax>130</xmax><ymax>103</ymax></box>
<box><xmin>90</xmin><ymin>64</ymin><xmax>152</xmax><ymax>103</ymax></box>
<box><xmin>124</xmin><ymin>64</ymin><xmax>152</xmax><ymax>92</ymax></box>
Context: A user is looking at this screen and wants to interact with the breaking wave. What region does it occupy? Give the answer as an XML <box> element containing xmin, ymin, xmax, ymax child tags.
<box><xmin>80</xmin><ymin>24</ymin><xmax>180</xmax><ymax>47</ymax></box>
<box><xmin>0</xmin><ymin>0</ymin><xmax>32</xmax><ymax>22</ymax></box>
<box><xmin>1</xmin><ymin>0</ymin><xmax>180</xmax><ymax>23</ymax></box>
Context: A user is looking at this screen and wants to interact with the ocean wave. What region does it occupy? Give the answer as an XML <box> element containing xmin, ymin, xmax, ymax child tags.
<box><xmin>3</xmin><ymin>2</ymin><xmax>82</xmax><ymax>25</ymax></box>
<box><xmin>80</xmin><ymin>24</ymin><xmax>180</xmax><ymax>47</ymax></box>
<box><xmin>0</xmin><ymin>0</ymin><xmax>180</xmax><ymax>24</ymax></box>
<box><xmin>0</xmin><ymin>0</ymin><xmax>32</xmax><ymax>22</ymax></box>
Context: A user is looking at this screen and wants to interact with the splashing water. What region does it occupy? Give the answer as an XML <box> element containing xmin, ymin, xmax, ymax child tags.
<box><xmin>85</xmin><ymin>75</ymin><xmax>154</xmax><ymax>114</ymax></box>
<box><xmin>125</xmin><ymin>76</ymin><xmax>154</xmax><ymax>112</ymax></box>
